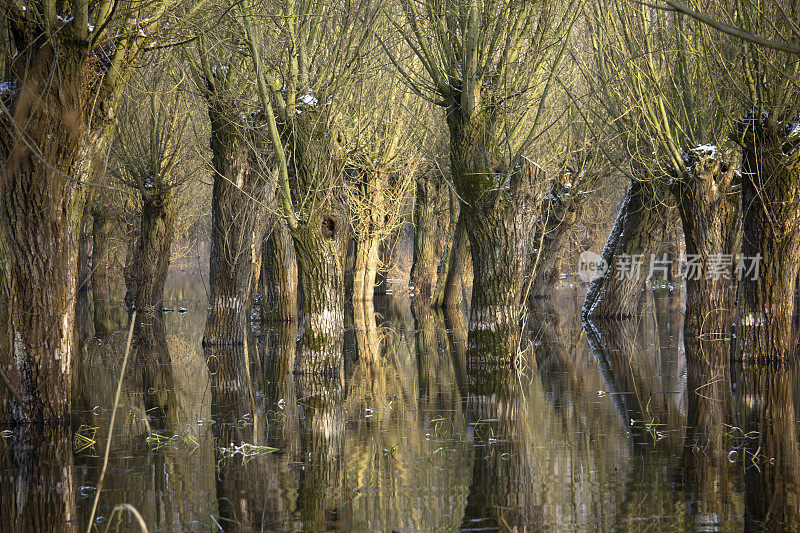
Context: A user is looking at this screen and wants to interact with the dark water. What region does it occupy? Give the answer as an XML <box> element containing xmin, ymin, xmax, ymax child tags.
<box><xmin>3</xmin><ymin>278</ymin><xmax>800</xmax><ymax>531</ymax></box>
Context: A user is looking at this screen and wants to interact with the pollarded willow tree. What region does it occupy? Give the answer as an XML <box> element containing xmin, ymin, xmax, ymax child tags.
<box><xmin>663</xmin><ymin>0</ymin><xmax>800</xmax><ymax>363</ymax></box>
<box><xmin>0</xmin><ymin>0</ymin><xmax>206</xmax><ymax>423</ymax></box>
<box><xmin>241</xmin><ymin>0</ymin><xmax>379</xmax><ymax>348</ymax></box>
<box><xmin>525</xmin><ymin>122</ymin><xmax>609</xmax><ymax>300</ymax></box>
<box><xmin>582</xmin><ymin>1</ymin><xmax>740</xmax><ymax>341</ymax></box>
<box><xmin>113</xmin><ymin>64</ymin><xmax>191</xmax><ymax>318</ymax></box>
<box><xmin>342</xmin><ymin>62</ymin><xmax>425</xmax><ymax>303</ymax></box>
<box><xmin>412</xmin><ymin>166</ymin><xmax>449</xmax><ymax>304</ymax></box>
<box><xmin>188</xmin><ymin>26</ymin><xmax>277</xmax><ymax>346</ymax></box>
<box><xmin>387</xmin><ymin>0</ymin><xmax>580</xmax><ymax>355</ymax></box>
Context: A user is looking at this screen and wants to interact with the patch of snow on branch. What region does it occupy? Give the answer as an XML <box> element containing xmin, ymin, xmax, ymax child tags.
<box><xmin>691</xmin><ymin>143</ymin><xmax>717</xmax><ymax>159</ymax></box>
<box><xmin>298</xmin><ymin>94</ymin><xmax>317</xmax><ymax>107</ymax></box>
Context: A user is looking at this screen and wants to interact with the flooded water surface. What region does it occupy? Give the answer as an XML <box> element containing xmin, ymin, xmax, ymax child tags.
<box><xmin>3</xmin><ymin>281</ymin><xmax>799</xmax><ymax>531</ymax></box>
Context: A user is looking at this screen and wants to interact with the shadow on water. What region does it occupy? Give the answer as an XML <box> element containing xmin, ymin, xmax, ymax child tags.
<box><xmin>4</xmin><ymin>282</ymin><xmax>800</xmax><ymax>530</ymax></box>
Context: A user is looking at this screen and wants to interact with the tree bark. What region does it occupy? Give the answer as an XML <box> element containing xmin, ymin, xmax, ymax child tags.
<box><xmin>91</xmin><ymin>194</ymin><xmax>116</xmax><ymax>338</ymax></box>
<box><xmin>440</xmin><ymin>212</ymin><xmax>471</xmax><ymax>309</ymax></box>
<box><xmin>526</xmin><ymin>169</ymin><xmax>594</xmax><ymax>299</ymax></box>
<box><xmin>286</xmin><ymin>109</ymin><xmax>347</xmax><ymax>349</ymax></box>
<box><xmin>352</xmin><ymin>234</ymin><xmax>380</xmax><ymax>303</ymax></box>
<box><xmin>0</xmin><ymin>44</ymin><xmax>93</xmax><ymax>423</ymax></box>
<box><xmin>292</xmin><ymin>215</ymin><xmax>346</xmax><ymax>351</ymax></box>
<box><xmin>583</xmin><ymin>178</ymin><xmax>676</xmax><ymax>319</ymax></box>
<box><xmin>446</xmin><ymin>109</ymin><xmax>544</xmax><ymax>358</ymax></box>
<box><xmin>432</xmin><ymin>190</ymin><xmax>459</xmax><ymax>306</ymax></box>
<box><xmin>351</xmin><ymin>169</ymin><xmax>389</xmax><ymax>303</ymax></box>
<box><xmin>124</xmin><ymin>190</ymin><xmax>176</xmax><ymax>318</ymax></box>
<box><xmin>77</xmin><ymin>198</ymin><xmax>95</xmax><ymax>344</ymax></box>
<box><xmin>261</xmin><ymin>219</ymin><xmax>298</xmax><ymax>322</ymax></box>
<box><xmin>671</xmin><ymin>146</ymin><xmax>740</xmax><ymax>340</ymax></box>
<box><xmin>203</xmin><ymin>107</ymin><xmax>274</xmax><ymax>345</ymax></box>
<box><xmin>411</xmin><ymin>171</ymin><xmax>442</xmax><ymax>303</ymax></box>
<box><xmin>0</xmin><ymin>0</ymin><xmax>153</xmax><ymax>425</ymax></box>
<box><xmin>735</xmin><ymin>119</ymin><xmax>800</xmax><ymax>364</ymax></box>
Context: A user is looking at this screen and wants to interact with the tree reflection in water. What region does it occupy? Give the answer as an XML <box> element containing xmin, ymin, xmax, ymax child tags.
<box><xmin>736</xmin><ymin>368</ymin><xmax>800</xmax><ymax>531</ymax></box>
<box><xmin>10</xmin><ymin>288</ymin><xmax>800</xmax><ymax>530</ymax></box>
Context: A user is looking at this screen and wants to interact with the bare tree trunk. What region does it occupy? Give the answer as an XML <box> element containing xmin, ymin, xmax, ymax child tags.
<box><xmin>286</xmin><ymin>111</ymin><xmax>347</xmax><ymax>348</ymax></box>
<box><xmin>124</xmin><ymin>191</ymin><xmax>176</xmax><ymax>317</ymax></box>
<box><xmin>527</xmin><ymin>170</ymin><xmax>593</xmax><ymax>299</ymax></box>
<box><xmin>92</xmin><ymin>195</ymin><xmax>116</xmax><ymax>338</ymax></box>
<box><xmin>352</xmin><ymin>235</ymin><xmax>380</xmax><ymax>303</ymax></box>
<box><xmin>462</xmin><ymin>196</ymin><xmax>533</xmax><ymax>356</ymax></box>
<box><xmin>292</xmin><ymin>214</ymin><xmax>346</xmax><ymax>350</ymax></box>
<box><xmin>261</xmin><ymin>219</ymin><xmax>298</xmax><ymax>322</ymax></box>
<box><xmin>352</xmin><ymin>170</ymin><xmax>388</xmax><ymax>303</ymax></box>
<box><xmin>0</xmin><ymin>46</ymin><xmax>95</xmax><ymax>423</ymax></box>
<box><xmin>123</xmin><ymin>213</ymin><xmax>140</xmax><ymax>310</ymax></box>
<box><xmin>440</xmin><ymin>213</ymin><xmax>470</xmax><ymax>309</ymax></box>
<box><xmin>671</xmin><ymin>147</ymin><xmax>740</xmax><ymax>340</ymax></box>
<box><xmin>735</xmin><ymin>119</ymin><xmax>800</xmax><ymax>364</ymax></box>
<box><xmin>583</xmin><ymin>179</ymin><xmax>675</xmax><ymax>319</ymax></box>
<box><xmin>203</xmin><ymin>108</ymin><xmax>274</xmax><ymax>346</ymax></box>
<box><xmin>432</xmin><ymin>190</ymin><xmax>459</xmax><ymax>306</ymax></box>
<box><xmin>411</xmin><ymin>171</ymin><xmax>441</xmax><ymax>303</ymax></box>
<box><xmin>447</xmin><ymin>110</ymin><xmax>543</xmax><ymax>358</ymax></box>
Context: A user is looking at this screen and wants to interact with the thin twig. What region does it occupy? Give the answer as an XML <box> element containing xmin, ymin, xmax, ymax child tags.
<box><xmin>86</xmin><ymin>311</ymin><xmax>137</xmax><ymax>533</ymax></box>
<box><xmin>102</xmin><ymin>504</ymin><xmax>149</xmax><ymax>533</ymax></box>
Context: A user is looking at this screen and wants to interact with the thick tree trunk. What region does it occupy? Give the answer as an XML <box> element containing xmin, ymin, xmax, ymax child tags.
<box><xmin>351</xmin><ymin>169</ymin><xmax>388</xmax><ymax>303</ymax></box>
<box><xmin>411</xmin><ymin>172</ymin><xmax>441</xmax><ymax>303</ymax></box>
<box><xmin>671</xmin><ymin>146</ymin><xmax>740</xmax><ymax>340</ymax></box>
<box><xmin>527</xmin><ymin>171</ymin><xmax>591</xmax><ymax>299</ymax></box>
<box><xmin>122</xmin><ymin>214</ymin><xmax>139</xmax><ymax>310</ymax></box>
<box><xmin>735</xmin><ymin>119</ymin><xmax>800</xmax><ymax>364</ymax></box>
<box><xmin>204</xmin><ymin>107</ymin><xmax>274</xmax><ymax>345</ymax></box>
<box><xmin>292</xmin><ymin>215</ymin><xmax>346</xmax><ymax>350</ymax></box>
<box><xmin>261</xmin><ymin>219</ymin><xmax>298</xmax><ymax>322</ymax></box>
<box><xmin>0</xmin><ymin>45</ymin><xmax>92</xmax><ymax>423</ymax></box>
<box><xmin>446</xmin><ymin>109</ymin><xmax>543</xmax><ymax>358</ymax></box>
<box><xmin>462</xmin><ymin>198</ymin><xmax>532</xmax><ymax>357</ymax></box>
<box><xmin>583</xmin><ymin>179</ymin><xmax>675</xmax><ymax>319</ymax></box>
<box><xmin>124</xmin><ymin>191</ymin><xmax>175</xmax><ymax>317</ymax></box>
<box><xmin>285</xmin><ymin>109</ymin><xmax>347</xmax><ymax>349</ymax></box>
<box><xmin>91</xmin><ymin>195</ymin><xmax>116</xmax><ymax>338</ymax></box>
<box><xmin>0</xmin><ymin>7</ymin><xmax>134</xmax><ymax>424</ymax></box>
